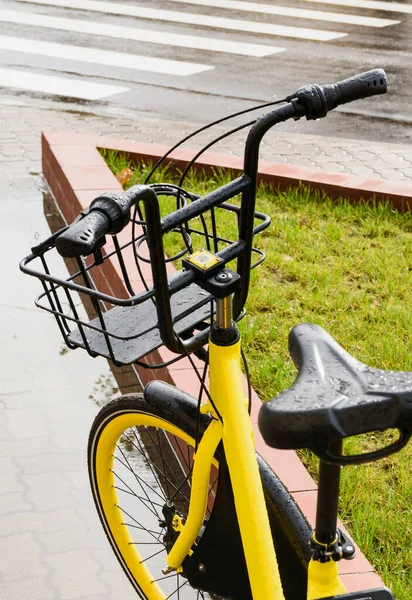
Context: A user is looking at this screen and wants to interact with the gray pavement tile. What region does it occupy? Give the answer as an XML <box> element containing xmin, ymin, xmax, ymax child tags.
<box><xmin>90</xmin><ymin>547</ymin><xmax>128</xmax><ymax>574</ymax></box>
<box><xmin>46</xmin><ymin>550</ymin><xmax>108</xmax><ymax>599</ymax></box>
<box><xmin>1</xmin><ymin>161</ymin><xmax>31</xmax><ymax>175</ymax></box>
<box><xmin>0</xmin><ymin>532</ymin><xmax>48</xmax><ymax>582</ymax></box>
<box><xmin>0</xmin><ymin>492</ymin><xmax>32</xmax><ymax>516</ymax></box>
<box><xmin>93</xmin><ymin>567</ymin><xmax>138</xmax><ymax>599</ymax></box>
<box><xmin>38</xmin><ymin>525</ymin><xmax>111</xmax><ymax>554</ymax></box>
<box><xmin>16</xmin><ymin>134</ymin><xmax>40</xmax><ymax>144</ymax></box>
<box><xmin>49</xmin><ymin>423</ymin><xmax>93</xmax><ymax>454</ymax></box>
<box><xmin>23</xmin><ymin>471</ymin><xmax>82</xmax><ymax>512</ymax></box>
<box><xmin>69</xmin><ymin>490</ymin><xmax>102</xmax><ymax>521</ymax></box>
<box><xmin>60</xmin><ymin>468</ymin><xmax>90</xmax><ymax>492</ymax></box>
<box><xmin>398</xmin><ymin>167</ymin><xmax>412</xmax><ymax>178</ymax></box>
<box><xmin>15</xmin><ymin>451</ymin><xmax>86</xmax><ymax>475</ymax></box>
<box><xmin>0</xmin><ymin>456</ymin><xmax>25</xmax><ymax>494</ymax></box>
<box><xmin>0</xmin><ymin>577</ymin><xmax>58</xmax><ymax>600</ymax></box>
<box><xmin>378</xmin><ymin>168</ymin><xmax>410</xmax><ymax>181</ymax></box>
<box><xmin>0</xmin><ymin>359</ymin><xmax>34</xmax><ymax>383</ymax></box>
<box><xmin>3</xmin><ymin>407</ymin><xmax>49</xmax><ymax>439</ymax></box>
<box><xmin>12</xmin><ymin>175</ymin><xmax>42</xmax><ymax>192</ymax></box>
<box><xmin>1</xmin><ymin>146</ymin><xmax>25</xmax><ymax>157</ymax></box>
<box><xmin>315</xmin><ymin>162</ymin><xmax>349</xmax><ymax>173</ymax></box>
<box><xmin>0</xmin><ymin>507</ymin><xmax>87</xmax><ymax>537</ymax></box>
<box><xmin>0</xmin><ymin>436</ymin><xmax>61</xmax><ymax>459</ymax></box>
<box><xmin>0</xmin><ymin>132</ymin><xmax>18</xmax><ymax>140</ymax></box>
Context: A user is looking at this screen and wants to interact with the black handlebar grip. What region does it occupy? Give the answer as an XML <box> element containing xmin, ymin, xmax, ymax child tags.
<box><xmin>55</xmin><ymin>184</ymin><xmax>152</xmax><ymax>257</ymax></box>
<box><xmin>294</xmin><ymin>69</ymin><xmax>387</xmax><ymax>120</ymax></box>
<box><xmin>89</xmin><ymin>185</ymin><xmax>149</xmax><ymax>234</ymax></box>
<box><xmin>324</xmin><ymin>68</ymin><xmax>387</xmax><ymax>109</ymax></box>
<box><xmin>55</xmin><ymin>210</ymin><xmax>110</xmax><ymax>257</ymax></box>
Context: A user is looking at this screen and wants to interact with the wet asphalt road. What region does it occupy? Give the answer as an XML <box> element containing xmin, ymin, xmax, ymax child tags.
<box><xmin>0</xmin><ymin>0</ymin><xmax>411</xmax><ymax>143</ymax></box>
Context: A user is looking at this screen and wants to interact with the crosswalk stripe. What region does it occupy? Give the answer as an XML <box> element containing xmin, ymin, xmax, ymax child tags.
<box><xmin>168</xmin><ymin>0</ymin><xmax>400</xmax><ymax>27</ymax></box>
<box><xmin>0</xmin><ymin>10</ymin><xmax>284</xmax><ymax>58</ymax></box>
<box><xmin>0</xmin><ymin>67</ymin><xmax>128</xmax><ymax>100</ymax></box>
<box><xmin>300</xmin><ymin>0</ymin><xmax>412</xmax><ymax>15</ymax></box>
<box><xmin>13</xmin><ymin>0</ymin><xmax>347</xmax><ymax>41</ymax></box>
<box><xmin>0</xmin><ymin>35</ymin><xmax>213</xmax><ymax>77</ymax></box>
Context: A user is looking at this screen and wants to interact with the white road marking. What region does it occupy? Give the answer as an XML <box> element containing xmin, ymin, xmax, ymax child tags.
<box><xmin>168</xmin><ymin>0</ymin><xmax>400</xmax><ymax>27</ymax></box>
<box><xmin>0</xmin><ymin>35</ymin><xmax>213</xmax><ymax>76</ymax></box>
<box><xmin>0</xmin><ymin>67</ymin><xmax>128</xmax><ymax>99</ymax></box>
<box><xmin>300</xmin><ymin>0</ymin><xmax>412</xmax><ymax>15</ymax></box>
<box><xmin>12</xmin><ymin>0</ymin><xmax>347</xmax><ymax>41</ymax></box>
<box><xmin>0</xmin><ymin>10</ymin><xmax>284</xmax><ymax>57</ymax></box>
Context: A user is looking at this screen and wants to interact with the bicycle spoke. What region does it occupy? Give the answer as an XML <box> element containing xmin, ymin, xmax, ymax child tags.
<box><xmin>117</xmin><ymin>439</ymin><xmax>165</xmax><ymax>506</ymax></box>
<box><xmin>143</xmin><ymin>426</ymin><xmax>187</xmax><ymax>492</ymax></box>
<box><xmin>118</xmin><ymin>433</ymin><xmax>191</xmax><ymax>505</ymax></box>
<box><xmin>117</xmin><ymin>506</ymin><xmax>162</xmax><ymax>544</ymax></box>
<box><xmin>124</xmin><ymin>523</ymin><xmax>162</xmax><ymax>536</ymax></box>
<box><xmin>113</xmin><ymin>486</ymin><xmax>164</xmax><ymax>509</ymax></box>
<box><xmin>112</xmin><ymin>459</ymin><xmax>165</xmax><ymax>504</ymax></box>
<box><xmin>111</xmin><ymin>468</ymin><xmax>161</xmax><ymax>520</ymax></box>
<box><xmin>130</xmin><ymin>542</ymin><xmax>163</xmax><ymax>545</ymax></box>
<box><xmin>165</xmin><ymin>578</ymin><xmax>190</xmax><ymax>599</ymax></box>
<box><xmin>139</xmin><ymin>547</ymin><xmax>166</xmax><ymax>564</ymax></box>
<box><xmin>113</xmin><ymin>472</ymin><xmax>165</xmax><ymax>508</ymax></box>
<box><xmin>150</xmin><ymin>573</ymin><xmax>179</xmax><ymax>583</ymax></box>
<box><xmin>157</xmin><ymin>428</ymin><xmax>171</xmax><ymax>498</ymax></box>
<box><xmin>130</xmin><ymin>427</ymin><xmax>168</xmax><ymax>497</ymax></box>
<box><xmin>170</xmin><ymin>433</ymin><xmax>193</xmax><ymax>475</ymax></box>
<box><xmin>169</xmin><ymin>464</ymin><xmax>194</xmax><ymax>505</ymax></box>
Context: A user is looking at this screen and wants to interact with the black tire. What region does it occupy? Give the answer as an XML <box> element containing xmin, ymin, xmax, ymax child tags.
<box><xmin>88</xmin><ymin>389</ymin><xmax>311</xmax><ymax>599</ymax></box>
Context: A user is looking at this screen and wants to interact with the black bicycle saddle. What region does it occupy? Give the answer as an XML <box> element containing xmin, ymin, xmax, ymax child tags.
<box><xmin>259</xmin><ymin>323</ymin><xmax>412</xmax><ymax>452</ymax></box>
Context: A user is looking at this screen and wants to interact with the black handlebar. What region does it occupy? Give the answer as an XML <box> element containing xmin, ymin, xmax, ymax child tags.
<box><xmin>53</xmin><ymin>69</ymin><xmax>387</xmax><ymax>355</ymax></box>
<box><xmin>56</xmin><ymin>69</ymin><xmax>387</xmax><ymax>261</ymax></box>
<box><xmin>290</xmin><ymin>68</ymin><xmax>387</xmax><ymax>120</ymax></box>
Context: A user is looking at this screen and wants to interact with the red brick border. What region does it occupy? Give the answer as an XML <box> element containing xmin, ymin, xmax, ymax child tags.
<box><xmin>42</xmin><ymin>130</ymin><xmax>394</xmax><ymax>593</ymax></box>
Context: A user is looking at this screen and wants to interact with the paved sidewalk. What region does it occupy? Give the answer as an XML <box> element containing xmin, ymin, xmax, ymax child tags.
<box><xmin>2</xmin><ymin>95</ymin><xmax>412</xmax><ymax>183</ymax></box>
<box><xmin>1</xmin><ymin>96</ymin><xmax>411</xmax><ymax>599</ymax></box>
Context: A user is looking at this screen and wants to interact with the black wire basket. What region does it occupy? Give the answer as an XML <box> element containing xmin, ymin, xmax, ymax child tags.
<box><xmin>21</xmin><ymin>183</ymin><xmax>269</xmax><ymax>368</ymax></box>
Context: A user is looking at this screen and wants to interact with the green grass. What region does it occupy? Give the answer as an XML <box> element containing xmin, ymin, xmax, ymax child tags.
<box><xmin>103</xmin><ymin>149</ymin><xmax>412</xmax><ymax>599</ymax></box>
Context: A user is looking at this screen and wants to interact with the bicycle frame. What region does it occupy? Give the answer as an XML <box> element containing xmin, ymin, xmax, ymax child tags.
<box><xmin>163</xmin><ymin>332</ymin><xmax>348</xmax><ymax>600</ymax></box>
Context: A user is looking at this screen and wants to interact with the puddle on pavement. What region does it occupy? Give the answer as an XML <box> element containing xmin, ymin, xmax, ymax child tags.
<box><xmin>88</xmin><ymin>373</ymin><xmax>119</xmax><ymax>407</ymax></box>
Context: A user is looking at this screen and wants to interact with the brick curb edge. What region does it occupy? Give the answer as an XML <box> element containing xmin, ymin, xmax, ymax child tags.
<box><xmin>41</xmin><ymin>130</ymin><xmax>390</xmax><ymax>593</ymax></box>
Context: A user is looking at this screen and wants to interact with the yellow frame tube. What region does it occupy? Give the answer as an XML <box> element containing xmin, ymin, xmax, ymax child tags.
<box><xmin>209</xmin><ymin>339</ymin><xmax>285</xmax><ymax>600</ymax></box>
<box><xmin>165</xmin><ymin>339</ymin><xmax>284</xmax><ymax>598</ymax></box>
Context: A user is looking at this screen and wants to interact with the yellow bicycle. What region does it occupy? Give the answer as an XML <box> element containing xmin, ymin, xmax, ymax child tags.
<box><xmin>21</xmin><ymin>69</ymin><xmax>412</xmax><ymax>600</ymax></box>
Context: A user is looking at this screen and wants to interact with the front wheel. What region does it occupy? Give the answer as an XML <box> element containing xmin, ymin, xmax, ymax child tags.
<box><xmin>88</xmin><ymin>391</ymin><xmax>311</xmax><ymax>599</ymax></box>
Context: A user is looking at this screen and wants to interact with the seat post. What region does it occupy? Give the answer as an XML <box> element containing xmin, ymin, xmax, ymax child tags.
<box><xmin>314</xmin><ymin>440</ymin><xmax>342</xmax><ymax>546</ymax></box>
